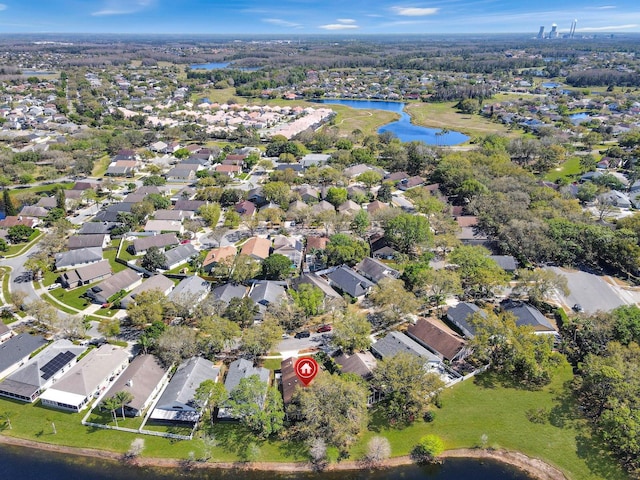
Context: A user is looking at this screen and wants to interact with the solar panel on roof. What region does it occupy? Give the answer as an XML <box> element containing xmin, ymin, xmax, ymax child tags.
<box><xmin>40</xmin><ymin>351</ymin><xmax>76</xmax><ymax>380</ymax></box>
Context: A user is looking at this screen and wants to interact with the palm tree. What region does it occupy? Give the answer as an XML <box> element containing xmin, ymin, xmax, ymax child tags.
<box><xmin>103</xmin><ymin>396</ymin><xmax>120</xmax><ymax>427</ymax></box>
<box><xmin>114</xmin><ymin>391</ymin><xmax>134</xmax><ymax>419</ymax></box>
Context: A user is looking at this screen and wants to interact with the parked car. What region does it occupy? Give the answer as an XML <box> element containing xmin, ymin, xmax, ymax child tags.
<box><xmin>317</xmin><ymin>324</ymin><xmax>332</xmax><ymax>333</ymax></box>
<box><xmin>572</xmin><ymin>304</ymin><xmax>584</xmax><ymax>312</ymax></box>
<box><xmin>294</xmin><ymin>331</ymin><xmax>311</xmax><ymax>339</ymax></box>
<box><xmin>48</xmin><ymin>283</ymin><xmax>61</xmax><ymax>291</ymax></box>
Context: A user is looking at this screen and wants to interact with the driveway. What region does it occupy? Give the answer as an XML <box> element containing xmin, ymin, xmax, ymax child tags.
<box><xmin>548</xmin><ymin>266</ymin><xmax>640</xmax><ymax>314</ymax></box>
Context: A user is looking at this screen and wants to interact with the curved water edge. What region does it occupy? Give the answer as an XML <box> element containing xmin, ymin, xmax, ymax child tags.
<box><xmin>0</xmin><ymin>435</ymin><xmax>564</xmax><ymax>480</ymax></box>
<box><xmin>313</xmin><ymin>98</ymin><xmax>469</xmax><ymax>146</ymax></box>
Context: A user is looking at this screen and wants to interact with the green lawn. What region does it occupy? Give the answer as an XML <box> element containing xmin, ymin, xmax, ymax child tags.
<box><xmin>545</xmin><ymin>156</ymin><xmax>582</xmax><ymax>182</ymax></box>
<box><xmin>42</xmin><ymin>270</ymin><xmax>59</xmax><ymax>287</ymax></box>
<box><xmin>0</xmin><ymin>266</ymin><xmax>11</xmax><ymax>306</ymax></box>
<box><xmin>93</xmin><ymin>307</ymin><xmax>119</xmax><ymax>317</ymax></box>
<box><xmin>351</xmin><ymin>360</ymin><xmax>626</xmax><ymax>480</ymax></box>
<box><xmin>48</xmin><ymin>284</ymin><xmax>92</xmax><ymax>310</ymax></box>
<box><xmin>117</xmin><ymin>241</ymin><xmax>137</xmax><ymax>262</ymax></box>
<box><xmin>86</xmin><ymin>408</ymin><xmax>145</xmax><ymax>430</ymax></box>
<box><xmin>103</xmin><ymin>249</ymin><xmax>128</xmax><ymax>273</ymax></box>
<box><xmin>3</xmin><ymin>230</ymin><xmax>43</xmax><ymax>256</ymax></box>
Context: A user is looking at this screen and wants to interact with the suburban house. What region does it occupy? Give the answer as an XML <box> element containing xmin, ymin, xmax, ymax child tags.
<box><xmin>202</xmin><ymin>246</ymin><xmax>237</xmax><ymax>273</ymax></box>
<box><xmin>211</xmin><ymin>283</ymin><xmax>247</xmax><ymax>306</ymax></box>
<box><xmin>369</xmin><ymin>234</ymin><xmax>399</xmax><ymax>260</ymax></box>
<box><xmin>235</xmin><ymin>200</ymin><xmax>256</xmax><ymax>217</ymax></box>
<box><xmin>354</xmin><ymin>257</ymin><xmax>400</xmax><ymax>284</ymax></box>
<box><xmin>94</xmin><ymin>203</ymin><xmax>133</xmax><ymax>223</ymax></box>
<box><xmin>272</xmin><ymin>235</ymin><xmax>304</xmax><ymax>268</ymax></box>
<box><xmin>86</xmin><ymin>269</ymin><xmax>142</xmax><ymax>305</ymax></box>
<box><xmin>154</xmin><ymin>209</ymin><xmax>194</xmax><ymax>221</ymax></box>
<box><xmin>67</xmin><ymin>234</ymin><xmax>110</xmax><ymax>250</ymax></box>
<box><xmin>39</xmin><ymin>345</ymin><xmax>130</xmax><ymax>412</ymax></box>
<box><xmin>326</xmin><ymin>266</ymin><xmax>375</xmax><ymax>298</ymax></box>
<box><xmin>59</xmin><ymin>259</ymin><xmax>112</xmax><ymax>289</ymax></box>
<box><xmin>333</xmin><ymin>351</ymin><xmax>377</xmax><ymax>380</ymax></box>
<box><xmin>280</xmin><ymin>357</ymin><xmax>301</xmax><ymax>410</ymax></box>
<box><xmin>249</xmin><ymin>281</ymin><xmax>287</xmax><ymax>317</ymax></box>
<box><xmin>131</xmin><ymin>233</ymin><xmax>179</xmax><ymax>255</ymax></box>
<box><xmin>240</xmin><ymin>236</ymin><xmax>272</xmax><ymax>261</ymax></box>
<box><xmin>337</xmin><ymin>200</ymin><xmax>362</xmax><ymax>216</ymax></box>
<box><xmin>215</xmin><ymin>164</ymin><xmax>242</xmax><ymax>177</ymax></box>
<box><xmin>397</xmin><ymin>175</ymin><xmax>426</xmax><ymax>191</ymax></box>
<box><xmin>300</xmin><ymin>153</ymin><xmax>330</xmax><ymax>168</ymax></box>
<box><xmin>166</xmin><ymin>166</ymin><xmax>197</xmax><ymax>183</ymax></box>
<box><xmin>168</xmin><ymin>275</ymin><xmax>211</xmax><ymax>306</ymax></box>
<box><xmin>311</xmin><ymin>200</ymin><xmax>335</xmax><ymax>215</ymax></box>
<box><xmin>407</xmin><ymin>318</ymin><xmax>467</xmax><ymax>362</ymax></box>
<box><xmin>296</xmin><ymin>185</ymin><xmax>320</xmax><ymax>203</ymax></box>
<box><xmin>219</xmin><ymin>358</ymin><xmax>269</xmax><ymax>419</ymax></box>
<box><xmin>0</xmin><ymin>216</ymin><xmax>37</xmax><ymax>229</ymax></box>
<box><xmin>371</xmin><ymin>331</ymin><xmax>441</xmax><ymax>369</ymax></box>
<box><xmin>144</xmin><ymin>220</ymin><xmax>184</xmax><ymax>235</ymax></box>
<box><xmin>18</xmin><ymin>205</ymin><xmax>48</xmax><ymax>218</ymax></box>
<box><xmin>446</xmin><ymin>302</ymin><xmax>486</xmax><ymax>339</ymax></box>
<box><xmin>120</xmin><ymin>274</ymin><xmax>175</xmax><ymax>309</ymax></box>
<box><xmin>105</xmin><ymin>160</ymin><xmax>138</xmax><ymax>177</ymax></box>
<box><xmin>0</xmin><ymin>333</ymin><xmax>48</xmax><ymax>380</ymax></box>
<box><xmin>366</xmin><ymin>200</ymin><xmax>387</xmax><ymax>215</ymax></box>
<box><xmin>150</xmin><ymin>357</ymin><xmax>220</xmax><ymax>424</ymax></box>
<box><xmin>78</xmin><ymin>222</ymin><xmax>120</xmax><ymax>235</ymax></box>
<box><xmin>161</xmin><ymin>243</ymin><xmax>198</xmax><ymax>270</ymax></box>
<box><xmin>55</xmin><ymin>247</ymin><xmax>103</xmax><ymax>270</ymax></box>
<box><xmin>489</xmin><ymin>255</ymin><xmax>518</xmax><ymax>273</ymax></box>
<box><xmin>291</xmin><ymin>273</ymin><xmax>341</xmax><ymax>300</ymax></box>
<box><xmin>0</xmin><ymin>340</ymin><xmax>86</xmax><ymax>403</ymax></box>
<box><xmin>174</xmin><ymin>200</ymin><xmax>206</xmax><ymax>212</ymax></box>
<box><xmin>101</xmin><ymin>354</ymin><xmax>169</xmax><ymax>417</ymax></box>
<box><xmin>501</xmin><ymin>300</ymin><xmax>557</xmax><ymax>335</ymax></box>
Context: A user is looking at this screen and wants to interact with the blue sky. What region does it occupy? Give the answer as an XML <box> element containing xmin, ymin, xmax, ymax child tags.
<box><xmin>0</xmin><ymin>1</ymin><xmax>639</xmax><ymax>34</ymax></box>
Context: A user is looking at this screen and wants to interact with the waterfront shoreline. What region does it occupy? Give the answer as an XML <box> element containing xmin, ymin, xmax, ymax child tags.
<box><xmin>0</xmin><ymin>435</ymin><xmax>566</xmax><ymax>479</ymax></box>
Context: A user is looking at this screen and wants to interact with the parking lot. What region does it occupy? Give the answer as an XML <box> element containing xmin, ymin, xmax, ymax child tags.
<box><xmin>547</xmin><ymin>266</ymin><xmax>640</xmax><ymax>314</ymax></box>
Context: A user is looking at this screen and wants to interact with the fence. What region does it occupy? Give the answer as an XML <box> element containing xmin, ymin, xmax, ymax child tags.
<box><xmin>445</xmin><ymin>364</ymin><xmax>490</xmax><ymax>388</ymax></box>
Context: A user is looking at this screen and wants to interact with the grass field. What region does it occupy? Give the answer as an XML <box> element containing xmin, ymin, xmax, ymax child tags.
<box><xmin>545</xmin><ymin>156</ymin><xmax>583</xmax><ymax>182</ymax></box>
<box><xmin>103</xmin><ymin>249</ymin><xmax>128</xmax><ymax>273</ymax></box>
<box><xmin>48</xmin><ymin>284</ymin><xmax>92</xmax><ymax>310</ymax></box>
<box><xmin>91</xmin><ymin>155</ymin><xmax>112</xmax><ymax>177</ymax></box>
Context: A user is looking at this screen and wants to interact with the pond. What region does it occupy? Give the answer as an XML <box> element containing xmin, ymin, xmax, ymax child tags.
<box><xmin>541</xmin><ymin>82</ymin><xmax>560</xmax><ymax>88</ymax></box>
<box><xmin>569</xmin><ymin>112</ymin><xmax>592</xmax><ymax>124</ymax></box>
<box><xmin>0</xmin><ymin>444</ymin><xmax>535</xmax><ymax>480</ymax></box>
<box><xmin>313</xmin><ymin>99</ymin><xmax>468</xmax><ymax>146</ymax></box>
<box><xmin>190</xmin><ymin>62</ymin><xmax>231</xmax><ymax>70</ymax></box>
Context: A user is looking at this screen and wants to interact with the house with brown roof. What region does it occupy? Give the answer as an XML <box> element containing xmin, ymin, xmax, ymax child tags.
<box><xmin>235</xmin><ymin>200</ymin><xmax>256</xmax><ymax>217</ymax></box>
<box><xmin>366</xmin><ymin>200</ymin><xmax>387</xmax><ymax>215</ymax></box>
<box><xmin>280</xmin><ymin>357</ymin><xmax>301</xmax><ymax>408</ymax></box>
<box><xmin>0</xmin><ymin>216</ymin><xmax>37</xmax><ymax>229</ymax></box>
<box><xmin>215</xmin><ymin>164</ymin><xmax>242</xmax><ymax>177</ymax></box>
<box><xmin>334</xmin><ymin>351</ymin><xmax>377</xmax><ymax>380</ymax></box>
<box><xmin>86</xmin><ymin>269</ymin><xmax>142</xmax><ymax>305</ymax></box>
<box><xmin>240</xmin><ymin>236</ymin><xmax>271</xmax><ymax>261</ymax></box>
<box><xmin>202</xmin><ymin>246</ymin><xmax>237</xmax><ymax>273</ymax></box>
<box><xmin>406</xmin><ymin>318</ymin><xmax>467</xmax><ymax>362</ymax></box>
<box><xmin>67</xmin><ymin>234</ymin><xmax>110</xmax><ymax>250</ymax></box>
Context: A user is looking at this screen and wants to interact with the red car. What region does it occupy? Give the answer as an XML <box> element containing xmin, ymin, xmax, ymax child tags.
<box><xmin>317</xmin><ymin>324</ymin><xmax>332</xmax><ymax>333</ymax></box>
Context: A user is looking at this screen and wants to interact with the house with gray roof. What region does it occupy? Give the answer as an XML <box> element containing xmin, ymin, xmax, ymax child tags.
<box><xmin>219</xmin><ymin>358</ymin><xmax>269</xmax><ymax>419</ymax></box>
<box><xmin>161</xmin><ymin>244</ymin><xmax>198</xmax><ymax>270</ymax></box>
<box><xmin>174</xmin><ymin>200</ymin><xmax>206</xmax><ymax>212</ymax></box>
<box><xmin>78</xmin><ymin>222</ymin><xmax>120</xmax><ymax>235</ymax></box>
<box><xmin>354</xmin><ymin>257</ymin><xmax>400</xmax><ymax>284</ymax></box>
<box><xmin>446</xmin><ymin>302</ymin><xmax>486</xmax><ymax>339</ymax></box>
<box><xmin>94</xmin><ymin>202</ymin><xmax>133</xmax><ymax>223</ymax></box>
<box><xmin>0</xmin><ymin>322</ymin><xmax>12</xmax><ymax>344</ymax></box>
<box><xmin>59</xmin><ymin>259</ymin><xmax>112</xmax><ymax>289</ymax></box>
<box><xmin>300</xmin><ymin>153</ymin><xmax>330</xmax><ymax>168</ymax></box>
<box><xmin>211</xmin><ymin>283</ymin><xmax>247</xmax><ymax>306</ymax></box>
<box><xmin>39</xmin><ymin>345</ymin><xmax>130</xmax><ymax>412</ymax></box>
<box><xmin>291</xmin><ymin>273</ymin><xmax>341</xmax><ymax>299</ymax></box>
<box><xmin>501</xmin><ymin>300</ymin><xmax>557</xmax><ymax>334</ymax></box>
<box><xmin>150</xmin><ymin>357</ymin><xmax>219</xmax><ymax>423</ymax></box>
<box><xmin>67</xmin><ymin>233</ymin><xmax>110</xmax><ymax>250</ymax></box>
<box><xmin>168</xmin><ymin>275</ymin><xmax>211</xmax><ymax>307</ymax></box>
<box><xmin>0</xmin><ymin>339</ymin><xmax>86</xmax><ymax>403</ymax></box>
<box><xmin>327</xmin><ymin>266</ymin><xmax>374</xmax><ymax>298</ymax></box>
<box><xmin>0</xmin><ymin>333</ymin><xmax>48</xmax><ymax>380</ymax></box>
<box><xmin>55</xmin><ymin>247</ymin><xmax>103</xmax><ymax>270</ymax></box>
<box><xmin>154</xmin><ymin>210</ymin><xmax>194</xmax><ymax>221</ymax></box>
<box><xmin>489</xmin><ymin>255</ymin><xmax>518</xmax><ymax>272</ymax></box>
<box><xmin>371</xmin><ymin>331</ymin><xmax>441</xmax><ymax>368</ymax></box>
<box><xmin>131</xmin><ymin>233</ymin><xmax>179</xmax><ymax>255</ymax></box>
<box><xmin>120</xmin><ymin>275</ymin><xmax>175</xmax><ymax>309</ymax></box>
<box><xmin>101</xmin><ymin>354</ymin><xmax>169</xmax><ymax>417</ymax></box>
<box><xmin>18</xmin><ymin>205</ymin><xmax>48</xmax><ymax>218</ymax></box>
<box><xmin>86</xmin><ymin>268</ymin><xmax>142</xmax><ymax>305</ymax></box>
<box><xmin>249</xmin><ymin>281</ymin><xmax>287</xmax><ymax>317</ymax></box>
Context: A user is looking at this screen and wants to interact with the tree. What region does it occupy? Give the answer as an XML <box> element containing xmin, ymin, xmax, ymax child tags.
<box><xmin>240</xmin><ymin>317</ymin><xmax>283</xmax><ymax>357</ymax></box>
<box><xmin>384</xmin><ymin>213</ymin><xmax>432</xmax><ymax>256</ymax></box>
<box><xmin>372</xmin><ymin>352</ymin><xmax>444</xmax><ymax>424</ymax></box>
<box><xmin>365</xmin><ymin>436</ymin><xmax>392</xmax><ymax>466</ymax></box>
<box><xmin>369</xmin><ymin>278</ymin><xmax>419</xmax><ymax>325</ymax></box>
<box><xmin>198</xmin><ymin>203</ymin><xmax>221</xmax><ymax>227</ymax></box>
<box><xmin>126</xmin><ymin>289</ymin><xmax>169</xmax><ymax>328</ymax></box>
<box><xmin>198</xmin><ymin>315</ymin><xmax>241</xmax><ymax>355</ymax></box>
<box><xmin>98</xmin><ymin>317</ymin><xmax>120</xmax><ymax>339</ymax></box>
<box><xmin>261</xmin><ymin>253</ymin><xmax>291</xmax><ymax>280</ymax></box>
<box><xmin>350</xmin><ymin>209</ymin><xmax>370</xmax><ymax>238</ymax></box>
<box><xmin>449</xmin><ymin>245</ymin><xmax>509</xmax><ymax>297</ymax></box>
<box><xmin>142</xmin><ymin>175</ymin><xmax>166</xmax><ymax>186</ymax></box>
<box><xmin>512</xmin><ymin>269</ymin><xmax>569</xmax><ymax>305</ymax></box>
<box><xmin>412</xmin><ymin>435</ymin><xmax>445</xmax><ymax>463</ymax></box>
<box><xmin>2</xmin><ymin>189</ymin><xmax>17</xmax><ymax>216</ymax></box>
<box><xmin>102</xmin><ymin>396</ymin><xmax>121</xmax><ymax>427</ymax></box>
<box><xmin>377</xmin><ymin>183</ymin><xmax>393</xmax><ymax>202</ymax></box>
<box><xmin>224</xmin><ymin>296</ymin><xmax>259</xmax><ymax>328</ymax></box>
<box><xmin>114</xmin><ymin>390</ymin><xmax>134</xmax><ymax>419</ymax></box>
<box><xmin>265</xmin><ymin>295</ymin><xmax>305</xmax><ymax>331</ymax></box>
<box><xmin>194</xmin><ymin>379</ymin><xmax>228</xmax><ymax>427</ymax></box>
<box><xmin>55</xmin><ymin>188</ymin><xmax>66</xmax><ymax>210</ymax></box>
<box><xmin>576</xmin><ymin>183</ymin><xmax>599</xmax><ymax>203</ymax></box>
<box><xmin>141</xmin><ymin>247</ymin><xmax>167</xmax><ymax>271</ymax></box>
<box><xmin>154</xmin><ymin>326</ymin><xmax>198</xmax><ymax>366</ymax></box>
<box><xmin>223</xmin><ymin>211</ymin><xmax>240</xmax><ymax>228</ymax></box>
<box><xmin>262</xmin><ymin>181</ymin><xmax>290</xmax><ymax>206</ymax></box>
<box><xmin>325</xmin><ymin>187</ymin><xmax>347</xmax><ymax>207</ymax></box>
<box><xmin>332</xmin><ymin>308</ymin><xmax>372</xmax><ymax>353</ymax></box>
<box><xmin>7</xmin><ymin>225</ymin><xmax>34</xmax><ymax>243</ymax></box>
<box><xmin>230</xmin><ymin>255</ymin><xmax>261</xmax><ymax>283</ymax></box>
<box><xmin>357</xmin><ymin>170</ymin><xmax>383</xmax><ymax>188</ymax></box>
<box><xmin>147</xmin><ymin>193</ymin><xmax>170</xmax><ymax>210</ymax></box>
<box><xmin>288</xmin><ymin>372</ymin><xmax>368</xmax><ymax>453</ymax></box>
<box><xmin>290</xmin><ymin>285</ymin><xmax>324</xmax><ymax>318</ymax></box>
<box><xmin>227</xmin><ymin>375</ymin><xmax>284</xmax><ymax>438</ymax></box>
<box><xmin>325</xmin><ymin>233</ymin><xmax>369</xmax><ymax>267</ymax></box>
<box><xmin>611</xmin><ymin>305</ymin><xmax>640</xmax><ymax>345</ymax></box>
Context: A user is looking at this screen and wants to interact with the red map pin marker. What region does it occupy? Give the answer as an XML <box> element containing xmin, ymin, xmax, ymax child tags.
<box><xmin>294</xmin><ymin>358</ymin><xmax>319</xmax><ymax>386</ymax></box>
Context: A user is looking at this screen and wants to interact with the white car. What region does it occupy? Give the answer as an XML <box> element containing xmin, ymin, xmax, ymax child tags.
<box><xmin>48</xmin><ymin>283</ymin><xmax>61</xmax><ymax>291</ymax></box>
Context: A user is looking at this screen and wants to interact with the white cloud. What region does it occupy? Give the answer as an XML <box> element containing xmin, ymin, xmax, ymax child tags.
<box><xmin>577</xmin><ymin>24</ymin><xmax>638</xmax><ymax>31</ymax></box>
<box><xmin>92</xmin><ymin>0</ymin><xmax>153</xmax><ymax>16</ymax></box>
<box><xmin>336</xmin><ymin>18</ymin><xmax>356</xmax><ymax>24</ymax></box>
<box><xmin>0</xmin><ymin>4</ymin><xmax>6</xmax><ymax>11</ymax></box>
<box><xmin>319</xmin><ymin>23</ymin><xmax>360</xmax><ymax>30</ymax></box>
<box><xmin>263</xmin><ymin>18</ymin><xmax>301</xmax><ymax>28</ymax></box>
<box><xmin>391</xmin><ymin>6</ymin><xmax>439</xmax><ymax>16</ymax></box>
<box><xmin>592</xmin><ymin>5</ymin><xmax>617</xmax><ymax>9</ymax></box>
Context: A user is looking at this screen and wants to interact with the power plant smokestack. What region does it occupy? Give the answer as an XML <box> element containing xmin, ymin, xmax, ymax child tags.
<box><xmin>550</xmin><ymin>23</ymin><xmax>558</xmax><ymax>38</ymax></box>
<box><xmin>570</xmin><ymin>19</ymin><xmax>577</xmax><ymax>38</ymax></box>
<box><xmin>537</xmin><ymin>26</ymin><xmax>545</xmax><ymax>39</ymax></box>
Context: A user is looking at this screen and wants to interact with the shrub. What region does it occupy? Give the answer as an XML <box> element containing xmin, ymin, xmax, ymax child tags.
<box><xmin>423</xmin><ymin>410</ymin><xmax>436</xmax><ymax>422</ymax></box>
<box><xmin>411</xmin><ymin>434</ymin><xmax>444</xmax><ymax>464</ymax></box>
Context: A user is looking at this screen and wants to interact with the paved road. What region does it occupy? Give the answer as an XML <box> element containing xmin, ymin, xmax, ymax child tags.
<box><xmin>548</xmin><ymin>266</ymin><xmax>640</xmax><ymax>314</ymax></box>
<box><xmin>4</xmin><ymin>244</ymin><xmax>42</xmax><ymax>307</ymax></box>
<box><xmin>277</xmin><ymin>331</ymin><xmax>333</xmax><ymax>356</ymax></box>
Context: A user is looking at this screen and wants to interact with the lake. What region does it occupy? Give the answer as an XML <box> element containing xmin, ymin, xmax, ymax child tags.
<box><xmin>313</xmin><ymin>99</ymin><xmax>469</xmax><ymax>146</ymax></box>
<box><xmin>189</xmin><ymin>62</ymin><xmax>261</xmax><ymax>71</ymax></box>
<box><xmin>0</xmin><ymin>444</ymin><xmax>534</xmax><ymax>480</ymax></box>
<box><xmin>569</xmin><ymin>112</ymin><xmax>592</xmax><ymax>124</ymax></box>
